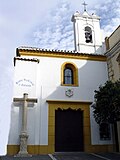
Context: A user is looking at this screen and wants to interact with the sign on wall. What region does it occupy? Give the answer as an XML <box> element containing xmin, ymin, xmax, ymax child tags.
<box><xmin>14</xmin><ymin>60</ymin><xmax>37</xmax><ymax>97</ymax></box>
<box><xmin>16</xmin><ymin>79</ymin><xmax>34</xmax><ymax>87</ymax></box>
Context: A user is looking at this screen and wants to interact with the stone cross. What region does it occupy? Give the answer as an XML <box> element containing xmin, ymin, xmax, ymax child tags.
<box><xmin>13</xmin><ymin>93</ymin><xmax>37</xmax><ymax>157</ymax></box>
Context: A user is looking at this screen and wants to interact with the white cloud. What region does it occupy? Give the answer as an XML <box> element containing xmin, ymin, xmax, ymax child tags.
<box><xmin>34</xmin><ymin>2</ymin><xmax>73</xmax><ymax>50</ymax></box>
<box><xmin>33</xmin><ymin>1</ymin><xmax>74</xmax><ymax>50</ymax></box>
<box><xmin>91</xmin><ymin>0</ymin><xmax>120</xmax><ymax>37</ymax></box>
<box><xmin>33</xmin><ymin>0</ymin><xmax>120</xmax><ymax>50</ymax></box>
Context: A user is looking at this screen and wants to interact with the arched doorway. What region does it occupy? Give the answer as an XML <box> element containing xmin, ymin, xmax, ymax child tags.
<box><xmin>55</xmin><ymin>108</ymin><xmax>84</xmax><ymax>152</ymax></box>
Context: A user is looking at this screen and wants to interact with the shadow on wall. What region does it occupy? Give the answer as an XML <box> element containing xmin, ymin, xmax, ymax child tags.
<box><xmin>7</xmin><ymin>58</ymin><xmax>108</xmax><ymax>154</ymax></box>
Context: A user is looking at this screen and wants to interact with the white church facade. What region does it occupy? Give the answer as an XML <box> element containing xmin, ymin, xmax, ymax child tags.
<box><xmin>7</xmin><ymin>9</ymin><xmax>114</xmax><ymax>155</ymax></box>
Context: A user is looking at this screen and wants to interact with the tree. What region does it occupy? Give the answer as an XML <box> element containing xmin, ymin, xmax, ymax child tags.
<box><xmin>92</xmin><ymin>80</ymin><xmax>120</xmax><ymax>151</ymax></box>
<box><xmin>93</xmin><ymin>80</ymin><xmax>120</xmax><ymax>124</ymax></box>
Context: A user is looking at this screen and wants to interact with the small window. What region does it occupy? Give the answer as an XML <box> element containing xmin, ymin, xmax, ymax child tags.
<box><xmin>85</xmin><ymin>26</ymin><xmax>92</xmax><ymax>43</ymax></box>
<box><xmin>64</xmin><ymin>68</ymin><xmax>73</xmax><ymax>84</ymax></box>
<box><xmin>99</xmin><ymin>123</ymin><xmax>111</xmax><ymax>140</ymax></box>
<box><xmin>61</xmin><ymin>62</ymin><xmax>78</xmax><ymax>86</ymax></box>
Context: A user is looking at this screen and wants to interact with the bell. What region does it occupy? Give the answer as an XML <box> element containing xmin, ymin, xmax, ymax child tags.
<box><xmin>85</xmin><ymin>32</ymin><xmax>91</xmax><ymax>43</ymax></box>
<box><xmin>86</xmin><ymin>36</ymin><xmax>90</xmax><ymax>42</ymax></box>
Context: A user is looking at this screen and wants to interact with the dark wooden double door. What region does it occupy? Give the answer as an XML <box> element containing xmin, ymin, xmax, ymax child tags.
<box><xmin>55</xmin><ymin>108</ymin><xmax>84</xmax><ymax>152</ymax></box>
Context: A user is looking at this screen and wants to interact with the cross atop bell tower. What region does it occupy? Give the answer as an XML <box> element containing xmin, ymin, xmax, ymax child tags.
<box><xmin>71</xmin><ymin>3</ymin><xmax>103</xmax><ymax>54</ymax></box>
<box><xmin>82</xmin><ymin>1</ymin><xmax>87</xmax><ymax>11</ymax></box>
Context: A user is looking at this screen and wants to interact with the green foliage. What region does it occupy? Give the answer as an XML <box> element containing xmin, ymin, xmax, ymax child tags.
<box><xmin>92</xmin><ymin>80</ymin><xmax>120</xmax><ymax>124</ymax></box>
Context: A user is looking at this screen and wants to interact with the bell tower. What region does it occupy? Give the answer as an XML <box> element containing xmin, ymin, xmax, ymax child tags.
<box><xmin>71</xmin><ymin>2</ymin><xmax>103</xmax><ymax>54</ymax></box>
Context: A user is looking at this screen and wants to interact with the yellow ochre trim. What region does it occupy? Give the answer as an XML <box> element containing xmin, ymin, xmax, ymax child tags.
<box><xmin>7</xmin><ymin>102</ymin><xmax>113</xmax><ymax>155</ymax></box>
<box><xmin>46</xmin><ymin>100</ymin><xmax>92</xmax><ymax>104</ymax></box>
<box><xmin>61</xmin><ymin>62</ymin><xmax>79</xmax><ymax>86</ymax></box>
<box><xmin>7</xmin><ymin>145</ymin><xmax>48</xmax><ymax>155</ymax></box>
<box><xmin>18</xmin><ymin>50</ymin><xmax>107</xmax><ymax>62</ymax></box>
<box><xmin>47</xmin><ymin>101</ymin><xmax>113</xmax><ymax>153</ymax></box>
<box><xmin>7</xmin><ymin>143</ymin><xmax>114</xmax><ymax>155</ymax></box>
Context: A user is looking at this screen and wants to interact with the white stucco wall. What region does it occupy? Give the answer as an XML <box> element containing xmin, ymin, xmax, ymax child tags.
<box><xmin>8</xmin><ymin>55</ymin><xmax>109</xmax><ymax>145</ymax></box>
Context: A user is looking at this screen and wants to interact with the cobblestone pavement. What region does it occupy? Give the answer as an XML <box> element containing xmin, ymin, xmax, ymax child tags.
<box><xmin>0</xmin><ymin>153</ymin><xmax>120</xmax><ymax>160</ymax></box>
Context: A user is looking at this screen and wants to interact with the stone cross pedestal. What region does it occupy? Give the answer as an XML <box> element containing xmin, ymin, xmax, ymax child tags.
<box><xmin>13</xmin><ymin>93</ymin><xmax>37</xmax><ymax>157</ymax></box>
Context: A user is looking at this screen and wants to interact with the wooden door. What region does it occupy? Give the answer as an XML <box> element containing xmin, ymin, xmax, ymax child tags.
<box><xmin>55</xmin><ymin>108</ymin><xmax>84</xmax><ymax>152</ymax></box>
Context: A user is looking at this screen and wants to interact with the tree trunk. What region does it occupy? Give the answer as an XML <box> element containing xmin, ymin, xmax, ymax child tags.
<box><xmin>114</xmin><ymin>122</ymin><xmax>119</xmax><ymax>152</ymax></box>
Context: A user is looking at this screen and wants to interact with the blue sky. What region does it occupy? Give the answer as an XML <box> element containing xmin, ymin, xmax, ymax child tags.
<box><xmin>0</xmin><ymin>0</ymin><xmax>120</xmax><ymax>155</ymax></box>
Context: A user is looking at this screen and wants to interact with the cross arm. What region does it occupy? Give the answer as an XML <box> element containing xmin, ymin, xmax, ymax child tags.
<box><xmin>13</xmin><ymin>98</ymin><xmax>24</xmax><ymax>102</ymax></box>
<box><xmin>13</xmin><ymin>98</ymin><xmax>37</xmax><ymax>103</ymax></box>
<box><xmin>27</xmin><ymin>98</ymin><xmax>37</xmax><ymax>103</ymax></box>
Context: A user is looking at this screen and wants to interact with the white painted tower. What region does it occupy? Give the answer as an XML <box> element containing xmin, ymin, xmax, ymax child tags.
<box><xmin>71</xmin><ymin>3</ymin><xmax>103</xmax><ymax>54</ymax></box>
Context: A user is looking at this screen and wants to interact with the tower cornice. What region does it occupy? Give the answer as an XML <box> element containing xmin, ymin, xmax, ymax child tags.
<box><xmin>71</xmin><ymin>11</ymin><xmax>100</xmax><ymax>22</ymax></box>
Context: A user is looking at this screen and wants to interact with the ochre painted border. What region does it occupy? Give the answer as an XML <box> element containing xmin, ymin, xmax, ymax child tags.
<box><xmin>17</xmin><ymin>50</ymin><xmax>107</xmax><ymax>62</ymax></box>
<box><xmin>7</xmin><ymin>102</ymin><xmax>113</xmax><ymax>155</ymax></box>
<box><xmin>61</xmin><ymin>62</ymin><xmax>79</xmax><ymax>86</ymax></box>
<box><xmin>47</xmin><ymin>101</ymin><xmax>113</xmax><ymax>153</ymax></box>
<box><xmin>7</xmin><ymin>145</ymin><xmax>48</xmax><ymax>155</ymax></box>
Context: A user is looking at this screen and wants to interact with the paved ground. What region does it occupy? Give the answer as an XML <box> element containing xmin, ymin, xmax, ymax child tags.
<box><xmin>53</xmin><ymin>152</ymin><xmax>120</xmax><ymax>160</ymax></box>
<box><xmin>0</xmin><ymin>155</ymin><xmax>51</xmax><ymax>160</ymax></box>
<box><xmin>53</xmin><ymin>152</ymin><xmax>101</xmax><ymax>160</ymax></box>
<box><xmin>0</xmin><ymin>153</ymin><xmax>120</xmax><ymax>160</ymax></box>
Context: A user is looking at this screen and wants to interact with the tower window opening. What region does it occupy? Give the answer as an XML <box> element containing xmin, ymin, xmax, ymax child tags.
<box><xmin>85</xmin><ymin>26</ymin><xmax>92</xmax><ymax>43</ymax></box>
